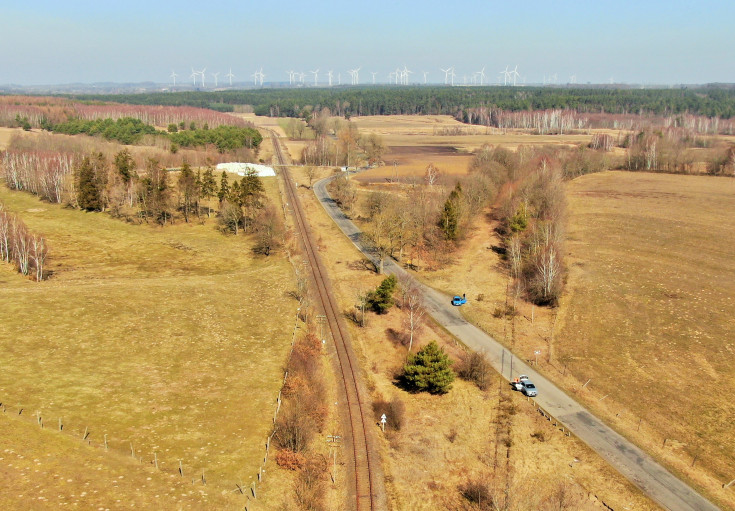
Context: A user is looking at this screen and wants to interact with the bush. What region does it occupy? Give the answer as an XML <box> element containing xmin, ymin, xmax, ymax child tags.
<box><xmin>275</xmin><ymin>405</ymin><xmax>314</xmax><ymax>453</ymax></box>
<box><xmin>458</xmin><ymin>479</ymin><xmax>494</xmax><ymax>508</ymax></box>
<box><xmin>372</xmin><ymin>396</ymin><xmax>406</xmax><ymax>431</ymax></box>
<box><xmin>457</xmin><ymin>351</ymin><xmax>491</xmax><ymax>390</ymax></box>
<box><xmin>531</xmin><ymin>430</ymin><xmax>547</xmax><ymax>442</ymax></box>
<box><xmin>401</xmin><ymin>341</ymin><xmax>455</xmax><ymax>394</ymax></box>
<box><xmin>275</xmin><ymin>449</ymin><xmax>306</xmax><ymax>470</ymax></box>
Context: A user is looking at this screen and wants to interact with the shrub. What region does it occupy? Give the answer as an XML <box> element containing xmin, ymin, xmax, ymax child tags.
<box><xmin>275</xmin><ymin>404</ymin><xmax>314</xmax><ymax>453</ymax></box>
<box><xmin>275</xmin><ymin>449</ymin><xmax>306</xmax><ymax>470</ymax></box>
<box><xmin>372</xmin><ymin>396</ymin><xmax>406</xmax><ymax>431</ymax></box>
<box><xmin>401</xmin><ymin>341</ymin><xmax>455</xmax><ymax>394</ymax></box>
<box><xmin>531</xmin><ymin>430</ymin><xmax>547</xmax><ymax>442</ymax></box>
<box><xmin>458</xmin><ymin>479</ymin><xmax>494</xmax><ymax>508</ymax></box>
<box><xmin>457</xmin><ymin>351</ymin><xmax>491</xmax><ymax>390</ymax></box>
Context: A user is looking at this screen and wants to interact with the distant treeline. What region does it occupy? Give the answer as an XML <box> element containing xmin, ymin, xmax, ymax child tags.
<box><xmin>66</xmin><ymin>86</ymin><xmax>735</xmax><ymax>119</ymax></box>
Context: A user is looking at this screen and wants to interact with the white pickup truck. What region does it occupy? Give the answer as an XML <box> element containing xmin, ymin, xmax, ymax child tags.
<box><xmin>510</xmin><ymin>374</ymin><xmax>529</xmax><ymax>391</ymax></box>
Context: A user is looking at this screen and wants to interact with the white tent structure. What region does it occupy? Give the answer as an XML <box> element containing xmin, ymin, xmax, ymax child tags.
<box><xmin>215</xmin><ymin>162</ymin><xmax>276</xmax><ymax>177</ymax></box>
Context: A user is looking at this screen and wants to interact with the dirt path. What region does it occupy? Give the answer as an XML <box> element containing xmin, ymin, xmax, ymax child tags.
<box><xmin>313</xmin><ymin>174</ymin><xmax>720</xmax><ymax>511</ymax></box>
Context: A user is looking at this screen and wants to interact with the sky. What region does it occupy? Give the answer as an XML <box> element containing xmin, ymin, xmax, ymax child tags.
<box><xmin>1</xmin><ymin>0</ymin><xmax>733</xmax><ymax>86</ymax></box>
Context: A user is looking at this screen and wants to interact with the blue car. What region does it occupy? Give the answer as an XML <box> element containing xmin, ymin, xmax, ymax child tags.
<box><xmin>452</xmin><ymin>295</ymin><xmax>467</xmax><ymax>306</ymax></box>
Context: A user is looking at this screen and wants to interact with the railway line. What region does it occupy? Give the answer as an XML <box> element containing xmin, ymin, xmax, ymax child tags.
<box><xmin>270</xmin><ymin>132</ymin><xmax>381</xmax><ymax>511</ymax></box>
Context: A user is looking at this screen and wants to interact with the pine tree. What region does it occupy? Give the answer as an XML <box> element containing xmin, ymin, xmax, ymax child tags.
<box><xmin>402</xmin><ymin>341</ymin><xmax>455</xmax><ymax>394</ymax></box>
<box><xmin>368</xmin><ymin>274</ymin><xmax>397</xmax><ymax>314</ymax></box>
<box><xmin>77</xmin><ymin>156</ymin><xmax>101</xmax><ymax>211</ymax></box>
<box><xmin>114</xmin><ymin>149</ymin><xmax>135</xmax><ymax>184</ymax></box>
<box><xmin>217</xmin><ymin>171</ymin><xmax>230</xmax><ymax>203</ymax></box>
<box><xmin>439</xmin><ymin>182</ymin><xmax>463</xmax><ymax>241</ymax></box>
<box><xmin>201</xmin><ymin>166</ymin><xmax>217</xmax><ymax>217</ymax></box>
<box><xmin>177</xmin><ymin>161</ymin><xmax>197</xmax><ymax>223</ymax></box>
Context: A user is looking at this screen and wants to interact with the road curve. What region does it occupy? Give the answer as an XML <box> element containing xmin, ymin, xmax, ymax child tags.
<box><xmin>272</xmin><ymin>134</ymin><xmax>385</xmax><ymax>511</ymax></box>
<box><xmin>313</xmin><ymin>174</ymin><xmax>720</xmax><ymax>511</ymax></box>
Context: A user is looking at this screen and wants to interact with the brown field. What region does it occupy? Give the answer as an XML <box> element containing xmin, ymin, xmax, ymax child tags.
<box><xmin>0</xmin><ymin>413</ymin><xmax>232</xmax><ymax>509</ymax></box>
<box><xmin>557</xmin><ymin>171</ymin><xmax>735</xmax><ymax>509</ymax></box>
<box><xmin>281</xmin><ymin>163</ymin><xmax>659</xmax><ymax>510</ymax></box>
<box><xmin>0</xmin><ymin>177</ymin><xmax>296</xmax><ymax>509</ymax></box>
<box><xmin>351</xmin><ymin>115</ymin><xmax>603</xmax><ymax>181</ymax></box>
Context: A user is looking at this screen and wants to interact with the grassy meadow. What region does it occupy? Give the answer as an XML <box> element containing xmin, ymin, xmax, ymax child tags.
<box><xmin>0</xmin><ymin>177</ymin><xmax>296</xmax><ymax>507</ymax></box>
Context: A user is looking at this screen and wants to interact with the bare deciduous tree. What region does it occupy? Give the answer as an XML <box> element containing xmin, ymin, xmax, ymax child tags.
<box><xmin>424</xmin><ymin>163</ymin><xmax>439</xmax><ymax>186</ymax></box>
<box><xmin>400</xmin><ymin>278</ymin><xmax>426</xmax><ymax>353</ymax></box>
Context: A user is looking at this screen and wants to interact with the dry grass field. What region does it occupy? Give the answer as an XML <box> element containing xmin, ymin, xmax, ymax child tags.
<box><xmin>284</xmin><ymin>163</ymin><xmax>659</xmax><ymax>510</ymax></box>
<box><xmin>0</xmin><ymin>177</ymin><xmax>296</xmax><ymax>508</ymax></box>
<box><xmin>351</xmin><ymin>115</ymin><xmax>601</xmax><ymax>181</ymax></box>
<box><xmin>557</xmin><ymin>171</ymin><xmax>735</xmax><ymax>509</ymax></box>
<box><xmin>0</xmin><ymin>413</ymin><xmax>233</xmax><ymax>509</ymax></box>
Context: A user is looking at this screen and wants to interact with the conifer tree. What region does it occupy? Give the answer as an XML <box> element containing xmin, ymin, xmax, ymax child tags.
<box><xmin>217</xmin><ymin>171</ymin><xmax>230</xmax><ymax>203</ymax></box>
<box><xmin>439</xmin><ymin>182</ymin><xmax>463</xmax><ymax>241</ymax></box>
<box><xmin>368</xmin><ymin>274</ymin><xmax>397</xmax><ymax>314</ymax></box>
<box><xmin>402</xmin><ymin>341</ymin><xmax>455</xmax><ymax>394</ymax></box>
<box><xmin>201</xmin><ymin>165</ymin><xmax>217</xmax><ymax>216</ymax></box>
<box><xmin>77</xmin><ymin>156</ymin><xmax>101</xmax><ymax>211</ymax></box>
<box><xmin>177</xmin><ymin>161</ymin><xmax>197</xmax><ymax>222</ymax></box>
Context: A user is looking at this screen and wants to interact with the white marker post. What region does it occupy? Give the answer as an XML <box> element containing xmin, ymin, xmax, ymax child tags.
<box><xmin>380</xmin><ymin>414</ymin><xmax>387</xmax><ymax>432</ymax></box>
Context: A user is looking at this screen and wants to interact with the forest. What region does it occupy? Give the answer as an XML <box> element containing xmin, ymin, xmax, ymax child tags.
<box><xmin>64</xmin><ymin>85</ymin><xmax>735</xmax><ymax>119</ymax></box>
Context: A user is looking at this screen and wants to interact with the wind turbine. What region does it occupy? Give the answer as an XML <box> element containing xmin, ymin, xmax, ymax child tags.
<box><xmin>286</xmin><ymin>70</ymin><xmax>294</xmax><ymax>85</ymax></box>
<box><xmin>450</xmin><ymin>67</ymin><xmax>456</xmax><ymax>86</ymax></box>
<box><xmin>348</xmin><ymin>69</ymin><xmax>356</xmax><ymax>85</ymax></box>
<box><xmin>259</xmin><ymin>68</ymin><xmax>265</xmax><ymax>86</ymax></box>
<box><xmin>299</xmin><ymin>71</ymin><xmax>306</xmax><ymax>84</ymax></box>
<box><xmin>353</xmin><ymin>67</ymin><xmax>361</xmax><ymax>84</ymax></box>
<box><xmin>371</xmin><ymin>71</ymin><xmax>378</xmax><ymax>84</ymax></box>
<box><xmin>190</xmin><ymin>68</ymin><xmax>198</xmax><ymax>86</ymax></box>
<box><xmin>500</xmin><ymin>66</ymin><xmax>509</xmax><ymax>86</ymax></box>
<box><xmin>402</xmin><ymin>65</ymin><xmax>413</xmax><ymax>85</ymax></box>
<box><xmin>226</xmin><ymin>68</ymin><xmax>235</xmax><ymax>86</ymax></box>
<box><xmin>511</xmin><ymin>65</ymin><xmax>520</xmax><ymax>86</ymax></box>
<box><xmin>327</xmin><ymin>70</ymin><xmax>333</xmax><ymax>87</ymax></box>
<box><xmin>170</xmin><ymin>70</ymin><xmax>178</xmax><ymax>86</ymax></box>
<box><xmin>477</xmin><ymin>67</ymin><xmax>485</xmax><ymax>86</ymax></box>
<box><xmin>199</xmin><ymin>68</ymin><xmax>207</xmax><ymax>88</ymax></box>
<box><xmin>441</xmin><ymin>67</ymin><xmax>451</xmax><ymax>85</ymax></box>
<box><xmin>422</xmin><ymin>71</ymin><xmax>428</xmax><ymax>84</ymax></box>
<box><xmin>212</xmin><ymin>72</ymin><xmax>219</xmax><ymax>88</ymax></box>
<box><xmin>311</xmin><ymin>69</ymin><xmax>319</xmax><ymax>86</ymax></box>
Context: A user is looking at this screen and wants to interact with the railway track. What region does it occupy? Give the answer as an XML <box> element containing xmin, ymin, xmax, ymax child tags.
<box><xmin>271</xmin><ymin>132</ymin><xmax>379</xmax><ymax>510</ymax></box>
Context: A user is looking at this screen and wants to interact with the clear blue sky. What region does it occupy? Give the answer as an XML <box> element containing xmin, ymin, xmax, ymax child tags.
<box><xmin>2</xmin><ymin>0</ymin><xmax>733</xmax><ymax>85</ymax></box>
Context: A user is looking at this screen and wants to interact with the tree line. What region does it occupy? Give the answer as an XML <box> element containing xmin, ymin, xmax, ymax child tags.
<box><xmin>3</xmin><ymin>147</ymin><xmax>282</xmax><ymax>253</ymax></box>
<box><xmin>0</xmin><ymin>201</ymin><xmax>47</xmax><ymax>281</ymax></box>
<box><xmin>47</xmin><ymin>116</ymin><xmax>262</xmax><ymax>153</ymax></box>
<box><xmin>67</xmin><ymin>85</ymin><xmax>735</xmax><ymax>119</ymax></box>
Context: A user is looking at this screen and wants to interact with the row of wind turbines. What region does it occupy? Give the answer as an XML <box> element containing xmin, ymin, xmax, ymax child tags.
<box><xmin>169</xmin><ymin>68</ymin><xmax>237</xmax><ymax>88</ymax></box>
<box><xmin>169</xmin><ymin>65</ymin><xmax>579</xmax><ymax>88</ymax></box>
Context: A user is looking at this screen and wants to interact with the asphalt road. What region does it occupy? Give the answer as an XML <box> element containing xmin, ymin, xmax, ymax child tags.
<box><xmin>313</xmin><ymin>174</ymin><xmax>720</xmax><ymax>511</ymax></box>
